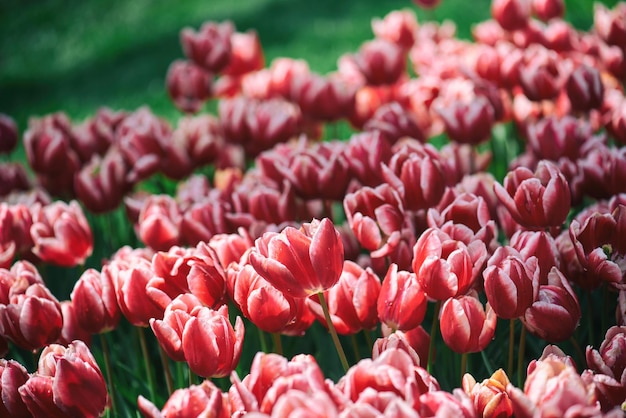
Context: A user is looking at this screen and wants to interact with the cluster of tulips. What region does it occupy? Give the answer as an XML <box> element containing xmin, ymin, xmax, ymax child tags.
<box><xmin>2</xmin><ymin>0</ymin><xmax>626</xmax><ymax>415</ymax></box>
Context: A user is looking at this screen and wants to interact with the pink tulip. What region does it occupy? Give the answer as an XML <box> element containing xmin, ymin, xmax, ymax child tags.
<box><xmin>585</xmin><ymin>326</ymin><xmax>626</xmax><ymax>411</ymax></box>
<box><xmin>138</xmin><ymin>380</ymin><xmax>230</xmax><ymax>418</ymax></box>
<box><xmin>353</xmin><ymin>39</ymin><xmax>407</xmax><ymax>86</ymax></box>
<box><xmin>492</xmin><ymin>0</ymin><xmax>531</xmax><ymax>31</ymax></box>
<box><xmin>0</xmin><ymin>114</ymin><xmax>18</xmax><ymax>155</ymax></box>
<box><xmin>180</xmin><ymin>20</ymin><xmax>234</xmax><ymax>73</ymax></box>
<box><xmin>376</xmin><ymin>264</ymin><xmax>426</xmax><ymax>332</ymax></box>
<box><xmin>532</xmin><ymin>0</ymin><xmax>564</xmax><ymax>21</ymax></box>
<box><xmin>371</xmin><ymin>10</ymin><xmax>419</xmax><ymax>50</ymax></box>
<box><xmin>137</xmin><ymin>195</ymin><xmax>182</xmax><ymax>251</ymax></box>
<box><xmin>166</xmin><ymin>60</ymin><xmax>212</xmax><ymax>114</ymax></box>
<box><xmin>462</xmin><ymin>369</ymin><xmax>514</xmax><ymax>418</ymax></box>
<box><xmin>222</xmin><ymin>30</ymin><xmax>264</xmax><ymax>77</ymax></box>
<box><xmin>0</xmin><ymin>359</ymin><xmax>31</xmax><ymax>417</ymax></box>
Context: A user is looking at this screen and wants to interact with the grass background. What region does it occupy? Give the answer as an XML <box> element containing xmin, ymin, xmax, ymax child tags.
<box><xmin>0</xmin><ymin>0</ymin><xmax>622</xmax><ymax>415</ymax></box>
<box><xmin>1</xmin><ymin>0</ymin><xmax>617</xmax><ymax>130</ymax></box>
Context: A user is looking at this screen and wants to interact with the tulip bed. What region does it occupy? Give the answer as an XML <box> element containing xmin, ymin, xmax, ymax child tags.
<box><xmin>2</xmin><ymin>0</ymin><xmax>626</xmax><ymax>416</ymax></box>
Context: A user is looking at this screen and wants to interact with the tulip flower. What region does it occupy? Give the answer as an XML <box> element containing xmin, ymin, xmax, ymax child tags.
<box><xmin>376</xmin><ymin>264</ymin><xmax>426</xmax><ymax>332</ymax></box>
<box><xmin>138</xmin><ymin>380</ymin><xmax>230</xmax><ymax>418</ymax></box>
<box><xmin>18</xmin><ymin>340</ymin><xmax>109</xmax><ymax>417</ymax></box>
<box><xmin>462</xmin><ymin>369</ymin><xmax>514</xmax><ymax>418</ymax></box>
<box><xmin>436</xmin><ymin>96</ymin><xmax>496</xmax><ymax>145</ymax></box>
<box><xmin>71</xmin><ymin>268</ymin><xmax>120</xmax><ymax>335</ymax></box>
<box><xmin>353</xmin><ymin>39</ymin><xmax>406</xmax><ymax>86</ymax></box>
<box><xmin>137</xmin><ymin>195</ymin><xmax>182</xmax><ymax>251</ymax></box>
<box><xmin>180</xmin><ymin>20</ymin><xmax>234</xmax><ymax>73</ymax></box>
<box><xmin>518</xmin><ymin>46</ymin><xmax>562</xmax><ymax>102</ymax></box>
<box><xmin>439</xmin><ymin>291</ymin><xmax>497</xmax><ymax>353</ymax></box>
<box><xmin>566</xmin><ymin>64</ymin><xmax>604</xmax><ymax>112</ymax></box>
<box><xmin>494</xmin><ymin>160</ymin><xmax>571</xmax><ymax>230</ymax></box>
<box><xmin>0</xmin><ymin>163</ymin><xmax>30</xmax><ymax>198</ymax></box>
<box><xmin>345</xmin><ymin>131</ymin><xmax>393</xmax><ymax>187</ymax></box>
<box><xmin>0</xmin><ymin>114</ymin><xmax>18</xmax><ymax>155</ymax></box>
<box><xmin>507</xmin><ymin>346</ymin><xmax>600</xmax><ymax>417</ymax></box>
<box><xmin>585</xmin><ymin>326</ymin><xmax>626</xmax><ymax>411</ymax></box>
<box><xmin>0</xmin><ymin>359</ymin><xmax>31</xmax><ymax>417</ymax></box>
<box><xmin>308</xmin><ymin>260</ymin><xmax>381</xmax><ymax>335</ymax></box>
<box><xmin>182</xmin><ymin>304</ymin><xmax>244</xmax><ymax>378</ymax></box>
<box><xmin>29</xmin><ymin>200</ymin><xmax>93</xmax><ymax>267</ymax></box>
<box><xmin>371</xmin><ymin>10</ymin><xmax>419</xmax><ymax>51</ymax></box>
<box><xmin>492</xmin><ymin>0</ymin><xmax>531</xmax><ymax>31</ymax></box>
<box><xmin>483</xmin><ymin>247</ymin><xmax>540</xmax><ymax>319</ymax></box>
<box><xmin>594</xmin><ymin>2</ymin><xmax>626</xmax><ymax>47</ymax></box>
<box><xmin>249</xmin><ymin>218</ymin><xmax>344</xmax><ymax>299</ymax></box>
<box><xmin>56</xmin><ymin>300</ymin><xmax>92</xmax><ymax>346</ymax></box>
<box><xmin>165</xmin><ymin>59</ymin><xmax>212</xmax><ymax>114</ymax></box>
<box><xmin>522</xmin><ymin>267</ymin><xmax>581</xmax><ymax>342</ymax></box>
<box><xmin>373</xmin><ymin>326</ymin><xmax>430</xmax><ymax>367</ymax></box>
<box><xmin>532</xmin><ymin>0</ymin><xmax>564</xmax><ymax>21</ymax></box>
<box><xmin>222</xmin><ymin>29</ymin><xmax>264</xmax><ymax>77</ymax></box>
<box><xmin>291</xmin><ymin>72</ymin><xmax>357</xmax><ymax>122</ymax></box>
<box><xmin>412</xmin><ymin>227</ymin><xmax>487</xmax><ymax>301</ymax></box>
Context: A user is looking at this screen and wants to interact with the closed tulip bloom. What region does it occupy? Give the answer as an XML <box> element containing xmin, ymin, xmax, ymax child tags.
<box><xmin>29</xmin><ymin>200</ymin><xmax>93</xmax><ymax>267</ymax></box>
<box><xmin>0</xmin><ymin>280</ymin><xmax>63</xmax><ymax>351</ymax></box>
<box><xmin>440</xmin><ymin>291</ymin><xmax>497</xmax><ymax>353</ymax></box>
<box><xmin>249</xmin><ymin>218</ymin><xmax>344</xmax><ymax>299</ymax></box>
<box><xmin>150</xmin><ymin>293</ymin><xmax>203</xmax><ymax>362</ymax></box>
<box><xmin>462</xmin><ymin>369</ymin><xmax>514</xmax><ymax>418</ymax></box>
<box><xmin>492</xmin><ymin>0</ymin><xmax>531</xmax><ymax>31</ymax></box>
<box><xmin>138</xmin><ymin>380</ymin><xmax>230</xmax><ymax>418</ymax></box>
<box><xmin>494</xmin><ymin>160</ymin><xmax>571</xmax><ymax>230</ymax></box>
<box><xmin>532</xmin><ymin>0</ymin><xmax>564</xmax><ymax>21</ymax></box>
<box><xmin>0</xmin><ymin>163</ymin><xmax>30</xmax><ymax>198</ymax></box>
<box><xmin>292</xmin><ymin>72</ymin><xmax>358</xmax><ymax>122</ymax></box>
<box><xmin>594</xmin><ymin>3</ymin><xmax>626</xmax><ymax>47</ymax></box>
<box><xmin>0</xmin><ymin>114</ymin><xmax>18</xmax><ymax>155</ymax></box>
<box><xmin>585</xmin><ymin>326</ymin><xmax>626</xmax><ymax>410</ymax></box>
<box><xmin>518</xmin><ymin>47</ymin><xmax>562</xmax><ymax>101</ymax></box>
<box><xmin>345</xmin><ymin>131</ymin><xmax>393</xmax><ymax>187</ymax></box>
<box><xmin>0</xmin><ymin>359</ymin><xmax>31</xmax><ymax>418</ymax></box>
<box><xmin>180</xmin><ymin>20</ymin><xmax>234</xmax><ymax>73</ymax></box>
<box><xmin>353</xmin><ymin>39</ymin><xmax>406</xmax><ymax>86</ymax></box>
<box><xmin>436</xmin><ymin>96</ymin><xmax>496</xmax><ymax>145</ymax></box>
<box><xmin>364</xmin><ymin>101</ymin><xmax>426</xmax><ymax>144</ymax></box>
<box><xmin>376</xmin><ymin>264</ymin><xmax>426</xmax><ymax>332</ymax></box>
<box><xmin>371</xmin><ymin>10</ymin><xmax>419</xmax><ymax>50</ymax></box>
<box><xmin>166</xmin><ymin>60</ymin><xmax>212</xmax><ymax>114</ymax></box>
<box><xmin>308</xmin><ymin>260</ymin><xmax>381</xmax><ymax>335</ymax></box>
<box><xmin>522</xmin><ymin>267</ymin><xmax>581</xmax><ymax>342</ymax></box>
<box><xmin>137</xmin><ymin>195</ymin><xmax>182</xmax><ymax>251</ymax></box>
<box><xmin>566</xmin><ymin>64</ymin><xmax>604</xmax><ymax>112</ymax></box>
<box><xmin>18</xmin><ymin>340</ymin><xmax>108</xmax><ymax>418</ymax></box>
<box><xmin>413</xmin><ymin>228</ymin><xmax>487</xmax><ymax>301</ymax></box>
<box><xmin>222</xmin><ymin>30</ymin><xmax>264</xmax><ymax>77</ymax></box>
<box><xmin>107</xmin><ymin>256</ymin><xmax>163</xmax><ymax>327</ymax></box>
<box><xmin>483</xmin><ymin>247</ymin><xmax>540</xmax><ymax>319</ymax></box>
<box><xmin>182</xmin><ymin>304</ymin><xmax>244</xmax><ymax>378</ymax></box>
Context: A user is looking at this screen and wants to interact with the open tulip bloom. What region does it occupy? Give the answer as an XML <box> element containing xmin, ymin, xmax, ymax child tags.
<box><xmin>5</xmin><ymin>0</ymin><xmax>626</xmax><ymax>416</ymax></box>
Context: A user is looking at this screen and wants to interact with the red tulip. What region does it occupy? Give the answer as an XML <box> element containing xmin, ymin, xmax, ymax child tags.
<box><xmin>182</xmin><ymin>304</ymin><xmax>244</xmax><ymax>378</ymax></box>
<box><xmin>494</xmin><ymin>160</ymin><xmax>571</xmax><ymax>230</ymax></box>
<box><xmin>483</xmin><ymin>247</ymin><xmax>540</xmax><ymax>319</ymax></box>
<box><xmin>180</xmin><ymin>20</ymin><xmax>234</xmax><ymax>73</ymax></box>
<box><xmin>0</xmin><ymin>359</ymin><xmax>31</xmax><ymax>417</ymax></box>
<box><xmin>56</xmin><ymin>300</ymin><xmax>92</xmax><ymax>346</ymax></box>
<box><xmin>0</xmin><ymin>268</ymin><xmax>63</xmax><ymax>351</ymax></box>
<box><xmin>376</xmin><ymin>264</ymin><xmax>426</xmax><ymax>332</ymax></box>
<box><xmin>291</xmin><ymin>72</ymin><xmax>358</xmax><ymax>122</ymax></box>
<box><xmin>0</xmin><ymin>114</ymin><xmax>18</xmax><ymax>155</ymax></box>
<box><xmin>439</xmin><ymin>291</ymin><xmax>497</xmax><ymax>353</ymax></box>
<box><xmin>18</xmin><ymin>340</ymin><xmax>108</xmax><ymax>418</ymax></box>
<box><xmin>532</xmin><ymin>0</ymin><xmax>564</xmax><ymax>21</ymax></box>
<box><xmin>249</xmin><ymin>218</ymin><xmax>344</xmax><ymax>299</ymax></box>
<box><xmin>462</xmin><ymin>369</ymin><xmax>514</xmax><ymax>418</ymax></box>
<box><xmin>137</xmin><ymin>195</ymin><xmax>182</xmax><ymax>251</ymax></box>
<box><xmin>271</xmin><ymin>390</ymin><xmax>340</xmax><ymax>417</ymax></box>
<box><xmin>107</xmin><ymin>254</ymin><xmax>162</xmax><ymax>327</ymax></box>
<box><xmin>518</xmin><ymin>46</ymin><xmax>562</xmax><ymax>101</ymax></box>
<box><xmin>353</xmin><ymin>39</ymin><xmax>406</xmax><ymax>86</ymax></box>
<box><xmin>222</xmin><ymin>30</ymin><xmax>264</xmax><ymax>77</ymax></box>
<box><xmin>345</xmin><ymin>131</ymin><xmax>393</xmax><ymax>187</ymax></box>
<box><xmin>150</xmin><ymin>293</ymin><xmax>203</xmax><ymax>362</ymax></box>
<box><xmin>412</xmin><ymin>228</ymin><xmax>487</xmax><ymax>301</ymax></box>
<box><xmin>522</xmin><ymin>267</ymin><xmax>581</xmax><ymax>342</ymax></box>
<box><xmin>364</xmin><ymin>101</ymin><xmax>426</xmax><ymax>144</ymax></box>
<box><xmin>371</xmin><ymin>10</ymin><xmax>418</xmax><ymax>51</ymax></box>
<box><xmin>418</xmin><ymin>390</ymin><xmax>476</xmax><ymax>417</ymax></box>
<box><xmin>138</xmin><ymin>380</ymin><xmax>230</xmax><ymax>418</ymax></box>
<box><xmin>585</xmin><ymin>326</ymin><xmax>626</xmax><ymax>411</ymax></box>
<box><xmin>566</xmin><ymin>64</ymin><xmax>605</xmax><ymax>112</ymax></box>
<box><xmin>308</xmin><ymin>260</ymin><xmax>381</xmax><ymax>335</ymax></box>
<box><xmin>172</xmin><ymin>115</ymin><xmax>223</xmax><ymax>169</ymax></box>
<box><xmin>0</xmin><ymin>163</ymin><xmax>30</xmax><ymax>198</ymax></box>
<box><xmin>594</xmin><ymin>3</ymin><xmax>626</xmax><ymax>47</ymax></box>
<box><xmin>29</xmin><ymin>200</ymin><xmax>93</xmax><ymax>267</ymax></box>
<box><xmin>71</xmin><ymin>268</ymin><xmax>120</xmax><ymax>335</ymax></box>
<box><xmin>436</xmin><ymin>96</ymin><xmax>496</xmax><ymax>145</ymax></box>
<box><xmin>492</xmin><ymin>0</ymin><xmax>531</xmax><ymax>31</ymax></box>
<box><xmin>166</xmin><ymin>60</ymin><xmax>212</xmax><ymax>114</ymax></box>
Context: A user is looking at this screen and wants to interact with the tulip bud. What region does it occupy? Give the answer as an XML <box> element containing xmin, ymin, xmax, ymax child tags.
<box><xmin>19</xmin><ymin>340</ymin><xmax>108</xmax><ymax>417</ymax></box>
<box><xmin>532</xmin><ymin>0</ymin><xmax>564</xmax><ymax>21</ymax></box>
<box><xmin>0</xmin><ymin>114</ymin><xmax>18</xmax><ymax>155</ymax></box>
<box><xmin>492</xmin><ymin>0</ymin><xmax>531</xmax><ymax>31</ymax></box>
<box><xmin>439</xmin><ymin>291</ymin><xmax>497</xmax><ymax>353</ymax></box>
<box><xmin>371</xmin><ymin>10</ymin><xmax>419</xmax><ymax>50</ymax></box>
<box><xmin>71</xmin><ymin>268</ymin><xmax>120</xmax><ymax>334</ymax></box>
<box><xmin>522</xmin><ymin>267</ymin><xmax>581</xmax><ymax>342</ymax></box>
<box><xmin>180</xmin><ymin>20</ymin><xmax>234</xmax><ymax>73</ymax></box>
<box><xmin>166</xmin><ymin>60</ymin><xmax>212</xmax><ymax>114</ymax></box>
<box><xmin>566</xmin><ymin>64</ymin><xmax>604</xmax><ymax>112</ymax></box>
<box><xmin>137</xmin><ymin>195</ymin><xmax>182</xmax><ymax>251</ymax></box>
<box><xmin>222</xmin><ymin>30</ymin><xmax>264</xmax><ymax>77</ymax></box>
<box><xmin>377</xmin><ymin>264</ymin><xmax>426</xmax><ymax>332</ymax></box>
<box><xmin>353</xmin><ymin>39</ymin><xmax>406</xmax><ymax>86</ymax></box>
<box><xmin>436</xmin><ymin>96</ymin><xmax>496</xmax><ymax>145</ymax></box>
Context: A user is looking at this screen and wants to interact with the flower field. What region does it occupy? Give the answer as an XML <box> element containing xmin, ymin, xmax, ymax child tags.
<box><xmin>1</xmin><ymin>0</ymin><xmax>626</xmax><ymax>416</ymax></box>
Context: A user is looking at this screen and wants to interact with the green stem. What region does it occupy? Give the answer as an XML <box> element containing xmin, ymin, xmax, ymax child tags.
<box><xmin>508</xmin><ymin>319</ymin><xmax>516</xmax><ymax>379</ymax></box>
<box><xmin>460</xmin><ymin>352</ymin><xmax>468</xmax><ymax>378</ymax></box>
<box><xmin>99</xmin><ymin>333</ymin><xmax>117</xmax><ymax>416</ymax></box>
<box><xmin>569</xmin><ymin>336</ymin><xmax>586</xmax><ymax>369</ymax></box>
<box><xmin>257</xmin><ymin>327</ymin><xmax>268</xmax><ymax>353</ymax></box>
<box><xmin>586</xmin><ymin>291</ymin><xmax>594</xmax><ymax>349</ymax></box>
<box><xmin>137</xmin><ymin>327</ymin><xmax>156</xmax><ymax>401</ymax></box>
<box><xmin>158</xmin><ymin>345</ymin><xmax>174</xmax><ymax>396</ymax></box>
<box><xmin>363</xmin><ymin>328</ymin><xmax>374</xmax><ymax>352</ymax></box>
<box><xmin>272</xmin><ymin>332</ymin><xmax>283</xmax><ymax>356</ymax></box>
<box><xmin>517</xmin><ymin>326</ymin><xmax>527</xmax><ymax>389</ymax></box>
<box><xmin>427</xmin><ymin>300</ymin><xmax>442</xmax><ymax>374</ymax></box>
<box><xmin>318</xmin><ymin>292</ymin><xmax>349</xmax><ymax>372</ymax></box>
<box><xmin>176</xmin><ymin>361</ymin><xmax>184</xmax><ymax>390</ymax></box>
<box><xmin>350</xmin><ymin>333</ymin><xmax>361</xmax><ymax>362</ymax></box>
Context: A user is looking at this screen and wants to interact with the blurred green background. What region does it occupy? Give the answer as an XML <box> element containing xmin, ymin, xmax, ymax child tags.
<box><xmin>0</xmin><ymin>0</ymin><xmax>618</xmax><ymax>131</ymax></box>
